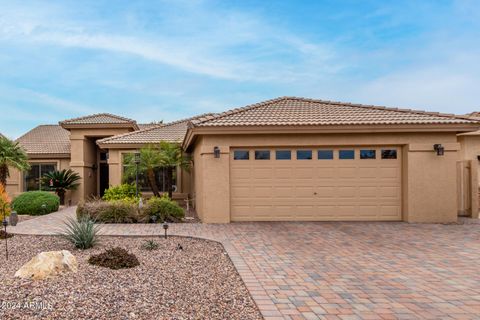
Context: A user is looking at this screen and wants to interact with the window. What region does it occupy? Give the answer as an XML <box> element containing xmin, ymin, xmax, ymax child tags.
<box><xmin>339</xmin><ymin>150</ymin><xmax>355</xmax><ymax>159</ymax></box>
<box><xmin>275</xmin><ymin>150</ymin><xmax>291</xmax><ymax>160</ymax></box>
<box><xmin>122</xmin><ymin>161</ymin><xmax>176</xmax><ymax>192</ymax></box>
<box><xmin>255</xmin><ymin>150</ymin><xmax>270</xmax><ymax>160</ymax></box>
<box><xmin>318</xmin><ymin>150</ymin><xmax>334</xmax><ymax>160</ymax></box>
<box><xmin>297</xmin><ymin>150</ymin><xmax>312</xmax><ymax>160</ymax></box>
<box><xmin>360</xmin><ymin>150</ymin><xmax>376</xmax><ymax>159</ymax></box>
<box><xmin>382</xmin><ymin>149</ymin><xmax>398</xmax><ymax>159</ymax></box>
<box><xmin>24</xmin><ymin>163</ymin><xmax>57</xmax><ymax>191</ymax></box>
<box><xmin>233</xmin><ymin>150</ymin><xmax>249</xmax><ymax>160</ymax></box>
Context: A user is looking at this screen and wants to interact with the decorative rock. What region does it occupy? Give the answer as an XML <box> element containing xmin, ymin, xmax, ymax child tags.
<box><xmin>14</xmin><ymin>250</ymin><xmax>77</xmax><ymax>280</ymax></box>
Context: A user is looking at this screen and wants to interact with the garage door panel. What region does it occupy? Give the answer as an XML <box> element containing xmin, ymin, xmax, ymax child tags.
<box><xmin>231</xmin><ymin>186</ymin><xmax>250</xmax><ymax>198</ymax></box>
<box><xmin>231</xmin><ymin>147</ymin><xmax>402</xmax><ymax>221</ymax></box>
<box><xmin>294</xmin><ymin>167</ymin><xmax>314</xmax><ymax>179</ymax></box>
<box><xmin>273</xmin><ymin>186</ymin><xmax>294</xmax><ymax>197</ymax></box>
<box><xmin>358</xmin><ymin>186</ymin><xmax>377</xmax><ymax>198</ymax></box>
<box><xmin>295</xmin><ymin>186</ymin><xmax>315</xmax><ymax>198</ymax></box>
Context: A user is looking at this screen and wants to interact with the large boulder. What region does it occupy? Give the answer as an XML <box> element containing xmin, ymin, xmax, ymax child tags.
<box><xmin>15</xmin><ymin>250</ymin><xmax>77</xmax><ymax>280</ymax></box>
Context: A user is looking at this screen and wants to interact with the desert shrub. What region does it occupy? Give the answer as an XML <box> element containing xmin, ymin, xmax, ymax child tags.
<box><xmin>77</xmin><ymin>199</ymin><xmax>139</xmax><ymax>223</ymax></box>
<box><xmin>88</xmin><ymin>247</ymin><xmax>140</xmax><ymax>269</ymax></box>
<box><xmin>142</xmin><ymin>194</ymin><xmax>184</xmax><ymax>222</ymax></box>
<box><xmin>102</xmin><ymin>184</ymin><xmax>139</xmax><ymax>202</ymax></box>
<box><xmin>12</xmin><ymin>191</ymin><xmax>59</xmax><ymax>215</ymax></box>
<box><xmin>60</xmin><ymin>216</ymin><xmax>100</xmax><ymax>249</ymax></box>
<box><xmin>0</xmin><ymin>230</ymin><xmax>13</xmax><ymax>239</ymax></box>
<box><xmin>142</xmin><ymin>240</ymin><xmax>159</xmax><ymax>251</ymax></box>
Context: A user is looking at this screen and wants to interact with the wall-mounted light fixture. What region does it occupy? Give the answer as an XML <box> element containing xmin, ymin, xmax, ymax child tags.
<box><xmin>433</xmin><ymin>144</ymin><xmax>445</xmax><ymax>156</ymax></box>
<box><xmin>91</xmin><ymin>164</ymin><xmax>98</xmax><ymax>171</ymax></box>
<box><xmin>213</xmin><ymin>146</ymin><xmax>220</xmax><ymax>158</ymax></box>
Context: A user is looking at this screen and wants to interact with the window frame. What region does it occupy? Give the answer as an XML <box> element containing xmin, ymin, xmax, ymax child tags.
<box><xmin>254</xmin><ymin>150</ymin><xmax>271</xmax><ymax>160</ymax></box>
<box><xmin>23</xmin><ymin>162</ymin><xmax>57</xmax><ymax>192</ymax></box>
<box><xmin>360</xmin><ymin>149</ymin><xmax>376</xmax><ymax>160</ymax></box>
<box><xmin>296</xmin><ymin>150</ymin><xmax>313</xmax><ymax>160</ymax></box>
<box><xmin>339</xmin><ymin>149</ymin><xmax>355</xmax><ymax>160</ymax></box>
<box><xmin>275</xmin><ymin>150</ymin><xmax>292</xmax><ymax>160</ymax></box>
<box><xmin>381</xmin><ymin>149</ymin><xmax>398</xmax><ymax>159</ymax></box>
<box><xmin>233</xmin><ymin>150</ymin><xmax>250</xmax><ymax>160</ymax></box>
<box><xmin>318</xmin><ymin>150</ymin><xmax>334</xmax><ymax>160</ymax></box>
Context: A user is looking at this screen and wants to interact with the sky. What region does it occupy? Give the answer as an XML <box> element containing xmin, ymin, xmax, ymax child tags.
<box><xmin>0</xmin><ymin>0</ymin><xmax>479</xmax><ymax>138</ymax></box>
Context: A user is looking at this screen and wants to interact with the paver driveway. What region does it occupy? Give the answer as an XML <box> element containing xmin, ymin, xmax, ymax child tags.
<box><xmin>9</xmin><ymin>209</ymin><xmax>480</xmax><ymax>319</ymax></box>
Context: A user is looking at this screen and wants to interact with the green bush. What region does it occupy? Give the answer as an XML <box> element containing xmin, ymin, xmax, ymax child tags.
<box><xmin>143</xmin><ymin>194</ymin><xmax>184</xmax><ymax>222</ymax></box>
<box><xmin>102</xmin><ymin>184</ymin><xmax>139</xmax><ymax>202</ymax></box>
<box><xmin>59</xmin><ymin>216</ymin><xmax>100</xmax><ymax>249</ymax></box>
<box><xmin>12</xmin><ymin>191</ymin><xmax>60</xmax><ymax>215</ymax></box>
<box><xmin>77</xmin><ymin>199</ymin><xmax>140</xmax><ymax>223</ymax></box>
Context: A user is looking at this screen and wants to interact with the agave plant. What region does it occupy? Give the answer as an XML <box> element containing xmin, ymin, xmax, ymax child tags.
<box><xmin>59</xmin><ymin>216</ymin><xmax>100</xmax><ymax>249</ymax></box>
<box><xmin>42</xmin><ymin>169</ymin><xmax>81</xmax><ymax>205</ymax></box>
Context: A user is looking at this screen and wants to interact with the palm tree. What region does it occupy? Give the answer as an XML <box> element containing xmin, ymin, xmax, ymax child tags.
<box><xmin>158</xmin><ymin>141</ymin><xmax>190</xmax><ymax>199</ymax></box>
<box><xmin>123</xmin><ymin>143</ymin><xmax>190</xmax><ymax>198</ymax></box>
<box><xmin>0</xmin><ymin>136</ymin><xmax>30</xmax><ymax>187</ymax></box>
<box><xmin>42</xmin><ymin>169</ymin><xmax>81</xmax><ymax>205</ymax></box>
<box><xmin>123</xmin><ymin>145</ymin><xmax>163</xmax><ymax>197</ymax></box>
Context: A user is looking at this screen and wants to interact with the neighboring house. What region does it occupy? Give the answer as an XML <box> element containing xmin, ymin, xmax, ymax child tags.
<box><xmin>5</xmin><ymin>97</ymin><xmax>480</xmax><ymax>223</ymax></box>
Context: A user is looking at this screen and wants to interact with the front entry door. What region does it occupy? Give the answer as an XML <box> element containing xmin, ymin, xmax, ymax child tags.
<box><xmin>99</xmin><ymin>163</ymin><xmax>109</xmax><ymax>197</ymax></box>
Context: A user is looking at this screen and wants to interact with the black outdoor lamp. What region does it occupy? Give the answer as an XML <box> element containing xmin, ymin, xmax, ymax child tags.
<box><xmin>433</xmin><ymin>144</ymin><xmax>445</xmax><ymax>156</ymax></box>
<box><xmin>41</xmin><ymin>203</ymin><xmax>47</xmax><ymax>215</ymax></box>
<box><xmin>213</xmin><ymin>146</ymin><xmax>220</xmax><ymax>158</ymax></box>
<box><xmin>2</xmin><ymin>203</ymin><xmax>9</xmax><ymax>260</ymax></box>
<box><xmin>134</xmin><ymin>152</ymin><xmax>141</xmax><ymax>197</ymax></box>
<box><xmin>163</xmin><ymin>221</ymin><xmax>169</xmax><ymax>239</ymax></box>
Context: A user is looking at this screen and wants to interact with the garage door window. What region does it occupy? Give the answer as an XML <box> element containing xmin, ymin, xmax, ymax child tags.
<box><xmin>276</xmin><ymin>150</ymin><xmax>291</xmax><ymax>160</ymax></box>
<box><xmin>360</xmin><ymin>150</ymin><xmax>376</xmax><ymax>159</ymax></box>
<box><xmin>339</xmin><ymin>150</ymin><xmax>355</xmax><ymax>159</ymax></box>
<box><xmin>381</xmin><ymin>149</ymin><xmax>397</xmax><ymax>159</ymax></box>
<box><xmin>255</xmin><ymin>150</ymin><xmax>270</xmax><ymax>160</ymax></box>
<box><xmin>234</xmin><ymin>150</ymin><xmax>249</xmax><ymax>160</ymax></box>
<box><xmin>318</xmin><ymin>150</ymin><xmax>333</xmax><ymax>160</ymax></box>
<box><xmin>297</xmin><ymin>150</ymin><xmax>312</xmax><ymax>160</ymax></box>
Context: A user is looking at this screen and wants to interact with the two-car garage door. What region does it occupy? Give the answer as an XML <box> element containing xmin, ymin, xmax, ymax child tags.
<box><xmin>230</xmin><ymin>147</ymin><xmax>402</xmax><ymax>221</ymax></box>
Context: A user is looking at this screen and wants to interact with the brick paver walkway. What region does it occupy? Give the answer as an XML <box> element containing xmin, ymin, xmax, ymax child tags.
<box><xmin>8</xmin><ymin>208</ymin><xmax>480</xmax><ymax>319</ymax></box>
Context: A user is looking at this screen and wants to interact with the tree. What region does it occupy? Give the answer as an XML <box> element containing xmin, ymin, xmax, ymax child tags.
<box><xmin>123</xmin><ymin>143</ymin><xmax>190</xmax><ymax>198</ymax></box>
<box><xmin>123</xmin><ymin>145</ymin><xmax>163</xmax><ymax>197</ymax></box>
<box><xmin>42</xmin><ymin>169</ymin><xmax>81</xmax><ymax>205</ymax></box>
<box><xmin>0</xmin><ymin>136</ymin><xmax>30</xmax><ymax>187</ymax></box>
<box><xmin>157</xmin><ymin>141</ymin><xmax>190</xmax><ymax>199</ymax></box>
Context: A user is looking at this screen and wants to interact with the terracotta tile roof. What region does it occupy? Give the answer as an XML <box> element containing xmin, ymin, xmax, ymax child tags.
<box><xmin>97</xmin><ymin>113</ymin><xmax>216</xmax><ymax>145</ymax></box>
<box><xmin>191</xmin><ymin>97</ymin><xmax>475</xmax><ymax>127</ymax></box>
<box><xmin>138</xmin><ymin>123</ymin><xmax>164</xmax><ymax>130</ymax></box>
<box><xmin>16</xmin><ymin>125</ymin><xmax>70</xmax><ymax>155</ymax></box>
<box><xmin>60</xmin><ymin>113</ymin><xmax>136</xmax><ymax>125</ymax></box>
<box><xmin>465</xmin><ymin>112</ymin><xmax>480</xmax><ymax>120</ymax></box>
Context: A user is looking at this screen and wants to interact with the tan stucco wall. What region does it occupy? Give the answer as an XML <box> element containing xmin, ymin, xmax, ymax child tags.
<box><xmin>191</xmin><ymin>132</ymin><xmax>461</xmax><ymax>223</ymax></box>
<box><xmin>68</xmin><ymin>127</ymin><xmax>132</xmax><ymax>203</ymax></box>
<box><xmin>457</xmin><ymin>134</ymin><xmax>480</xmax><ymax>217</ymax></box>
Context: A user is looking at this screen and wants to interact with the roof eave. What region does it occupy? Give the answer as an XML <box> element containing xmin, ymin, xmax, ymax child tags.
<box><xmin>60</xmin><ymin>123</ymin><xmax>139</xmax><ymax>130</ymax></box>
<box><xmin>27</xmin><ymin>153</ymin><xmax>71</xmax><ymax>159</ymax></box>
<box><xmin>183</xmin><ymin>123</ymin><xmax>480</xmax><ymax>149</ymax></box>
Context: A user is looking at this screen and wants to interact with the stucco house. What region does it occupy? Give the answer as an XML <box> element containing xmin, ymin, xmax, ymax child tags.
<box><xmin>5</xmin><ymin>97</ymin><xmax>480</xmax><ymax>223</ymax></box>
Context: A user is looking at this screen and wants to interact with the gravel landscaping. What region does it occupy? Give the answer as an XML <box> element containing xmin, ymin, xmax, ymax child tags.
<box><xmin>0</xmin><ymin>235</ymin><xmax>262</xmax><ymax>320</ymax></box>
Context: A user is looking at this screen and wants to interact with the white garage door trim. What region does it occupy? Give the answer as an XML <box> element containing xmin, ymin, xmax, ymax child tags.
<box><xmin>230</xmin><ymin>146</ymin><xmax>402</xmax><ymax>221</ymax></box>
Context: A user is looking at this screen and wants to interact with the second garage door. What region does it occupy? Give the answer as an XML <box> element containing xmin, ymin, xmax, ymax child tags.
<box><xmin>230</xmin><ymin>147</ymin><xmax>402</xmax><ymax>221</ymax></box>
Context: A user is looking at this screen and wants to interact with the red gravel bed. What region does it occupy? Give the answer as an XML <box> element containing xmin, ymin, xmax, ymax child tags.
<box><xmin>0</xmin><ymin>235</ymin><xmax>262</xmax><ymax>320</ymax></box>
